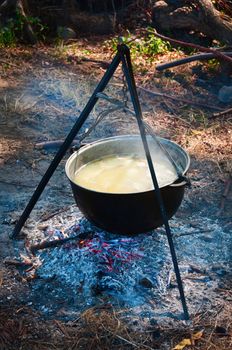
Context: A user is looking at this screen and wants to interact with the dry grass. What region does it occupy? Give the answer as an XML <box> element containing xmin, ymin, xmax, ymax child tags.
<box><xmin>0</xmin><ymin>302</ymin><xmax>232</xmax><ymax>350</ymax></box>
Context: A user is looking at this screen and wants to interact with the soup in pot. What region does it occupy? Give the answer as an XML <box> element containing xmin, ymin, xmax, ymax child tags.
<box><xmin>73</xmin><ymin>154</ymin><xmax>177</xmax><ymax>193</ymax></box>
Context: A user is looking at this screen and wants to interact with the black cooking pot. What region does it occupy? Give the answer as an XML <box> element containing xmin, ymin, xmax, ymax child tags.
<box><xmin>65</xmin><ymin>135</ymin><xmax>190</xmax><ymax>235</ymax></box>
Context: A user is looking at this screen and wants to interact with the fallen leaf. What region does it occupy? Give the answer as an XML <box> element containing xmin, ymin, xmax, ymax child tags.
<box><xmin>173</xmin><ymin>338</ymin><xmax>191</xmax><ymax>350</ymax></box>
<box><xmin>191</xmin><ymin>130</ymin><xmax>203</xmax><ymax>136</ymax></box>
<box><xmin>173</xmin><ymin>330</ymin><xmax>204</xmax><ymax>350</ymax></box>
<box><xmin>192</xmin><ymin>330</ymin><xmax>204</xmax><ymax>341</ymax></box>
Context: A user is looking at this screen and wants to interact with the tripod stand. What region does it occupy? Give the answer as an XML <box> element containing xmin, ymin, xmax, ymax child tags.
<box><xmin>11</xmin><ymin>44</ymin><xmax>189</xmax><ymax>320</ymax></box>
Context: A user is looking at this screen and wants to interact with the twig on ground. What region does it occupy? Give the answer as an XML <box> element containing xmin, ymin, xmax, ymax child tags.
<box><xmin>212</xmin><ymin>108</ymin><xmax>232</xmax><ymax>118</ymax></box>
<box><xmin>40</xmin><ymin>206</ymin><xmax>70</xmax><ymax>221</ymax></box>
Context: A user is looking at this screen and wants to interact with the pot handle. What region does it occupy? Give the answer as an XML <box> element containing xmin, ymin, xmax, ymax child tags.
<box><xmin>170</xmin><ymin>175</ymin><xmax>191</xmax><ymax>188</ymax></box>
<box><xmin>70</xmin><ymin>143</ymin><xmax>87</xmax><ymax>154</ymax></box>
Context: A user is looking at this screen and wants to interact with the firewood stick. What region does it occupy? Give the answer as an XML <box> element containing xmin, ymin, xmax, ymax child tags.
<box><xmin>30</xmin><ymin>232</ymin><xmax>93</xmax><ymax>254</ymax></box>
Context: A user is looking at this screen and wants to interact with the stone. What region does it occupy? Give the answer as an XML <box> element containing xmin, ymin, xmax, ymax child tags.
<box><xmin>57</xmin><ymin>27</ymin><xmax>77</xmax><ymax>40</ymax></box>
<box><xmin>218</xmin><ymin>86</ymin><xmax>232</xmax><ymax>103</ymax></box>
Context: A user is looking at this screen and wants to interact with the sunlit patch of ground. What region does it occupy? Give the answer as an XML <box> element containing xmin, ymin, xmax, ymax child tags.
<box><xmin>0</xmin><ymin>137</ymin><xmax>23</xmax><ymax>161</ymax></box>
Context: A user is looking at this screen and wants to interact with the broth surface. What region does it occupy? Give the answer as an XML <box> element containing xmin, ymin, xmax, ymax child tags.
<box><xmin>73</xmin><ymin>155</ymin><xmax>177</xmax><ymax>193</ymax></box>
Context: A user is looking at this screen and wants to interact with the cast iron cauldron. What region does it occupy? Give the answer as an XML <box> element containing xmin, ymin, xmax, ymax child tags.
<box><xmin>65</xmin><ymin>135</ymin><xmax>190</xmax><ymax>235</ymax></box>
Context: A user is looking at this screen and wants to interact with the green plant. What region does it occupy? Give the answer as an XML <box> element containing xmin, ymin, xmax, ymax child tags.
<box><xmin>206</xmin><ymin>58</ymin><xmax>220</xmax><ymax>72</ymax></box>
<box><xmin>15</xmin><ymin>11</ymin><xmax>47</xmax><ymax>41</ymax></box>
<box><xmin>0</xmin><ymin>20</ymin><xmax>16</xmax><ymax>47</ymax></box>
<box><xmin>0</xmin><ymin>12</ymin><xmax>47</xmax><ymax>47</ymax></box>
<box><xmin>104</xmin><ymin>29</ymin><xmax>171</xmax><ymax>61</ymax></box>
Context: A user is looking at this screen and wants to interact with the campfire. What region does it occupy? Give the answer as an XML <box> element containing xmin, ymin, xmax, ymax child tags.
<box><xmin>11</xmin><ymin>207</ymin><xmax>228</xmax><ymax>322</ymax></box>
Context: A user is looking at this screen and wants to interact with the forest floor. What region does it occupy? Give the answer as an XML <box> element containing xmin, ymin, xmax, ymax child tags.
<box><xmin>0</xmin><ymin>36</ymin><xmax>232</xmax><ymax>349</ymax></box>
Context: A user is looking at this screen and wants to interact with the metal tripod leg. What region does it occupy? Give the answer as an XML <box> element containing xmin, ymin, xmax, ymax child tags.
<box><xmin>11</xmin><ymin>43</ymin><xmax>189</xmax><ymax>321</ymax></box>
<box><xmin>11</xmin><ymin>52</ymin><xmax>121</xmax><ymax>239</ymax></box>
<box><xmin>119</xmin><ymin>44</ymin><xmax>189</xmax><ymax>320</ymax></box>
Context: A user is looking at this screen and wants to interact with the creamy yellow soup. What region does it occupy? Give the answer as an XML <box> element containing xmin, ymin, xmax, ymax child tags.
<box><xmin>73</xmin><ymin>154</ymin><xmax>177</xmax><ymax>193</ymax></box>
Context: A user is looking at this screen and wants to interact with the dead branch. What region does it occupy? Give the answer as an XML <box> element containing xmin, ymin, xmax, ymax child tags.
<box><xmin>137</xmin><ymin>85</ymin><xmax>223</xmax><ymax>111</ymax></box>
<box><xmin>148</xmin><ymin>29</ymin><xmax>232</xmax><ymax>65</ymax></box>
<box><xmin>156</xmin><ymin>52</ymin><xmax>232</xmax><ymax>71</ymax></box>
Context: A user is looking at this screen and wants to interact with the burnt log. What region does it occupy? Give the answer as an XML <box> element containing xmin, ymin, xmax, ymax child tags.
<box><xmin>152</xmin><ymin>0</ymin><xmax>232</xmax><ymax>45</ymax></box>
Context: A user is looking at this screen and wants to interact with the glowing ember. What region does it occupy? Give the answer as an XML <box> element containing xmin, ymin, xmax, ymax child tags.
<box><xmin>64</xmin><ymin>234</ymin><xmax>144</xmax><ymax>273</ymax></box>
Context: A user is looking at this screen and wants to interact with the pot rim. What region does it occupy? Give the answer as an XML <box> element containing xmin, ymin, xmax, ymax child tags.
<box><xmin>65</xmin><ymin>134</ymin><xmax>190</xmax><ymax>194</ymax></box>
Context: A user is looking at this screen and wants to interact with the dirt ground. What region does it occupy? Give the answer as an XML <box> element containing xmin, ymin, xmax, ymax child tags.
<box><xmin>0</xmin><ymin>38</ymin><xmax>232</xmax><ymax>349</ymax></box>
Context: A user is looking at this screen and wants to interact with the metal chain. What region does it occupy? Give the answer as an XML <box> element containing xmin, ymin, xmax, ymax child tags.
<box><xmin>122</xmin><ymin>70</ymin><xmax>129</xmax><ymax>111</ymax></box>
<box><xmin>73</xmin><ymin>104</ymin><xmax>122</xmax><ymax>173</ymax></box>
<box><xmin>96</xmin><ymin>92</ymin><xmax>188</xmax><ymax>181</ymax></box>
<box><xmin>75</xmin><ymin>65</ymin><xmax>129</xmax><ymax>148</ymax></box>
<box><xmin>76</xmin><ymin>105</ymin><xmax>122</xmax><ymax>146</ymax></box>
